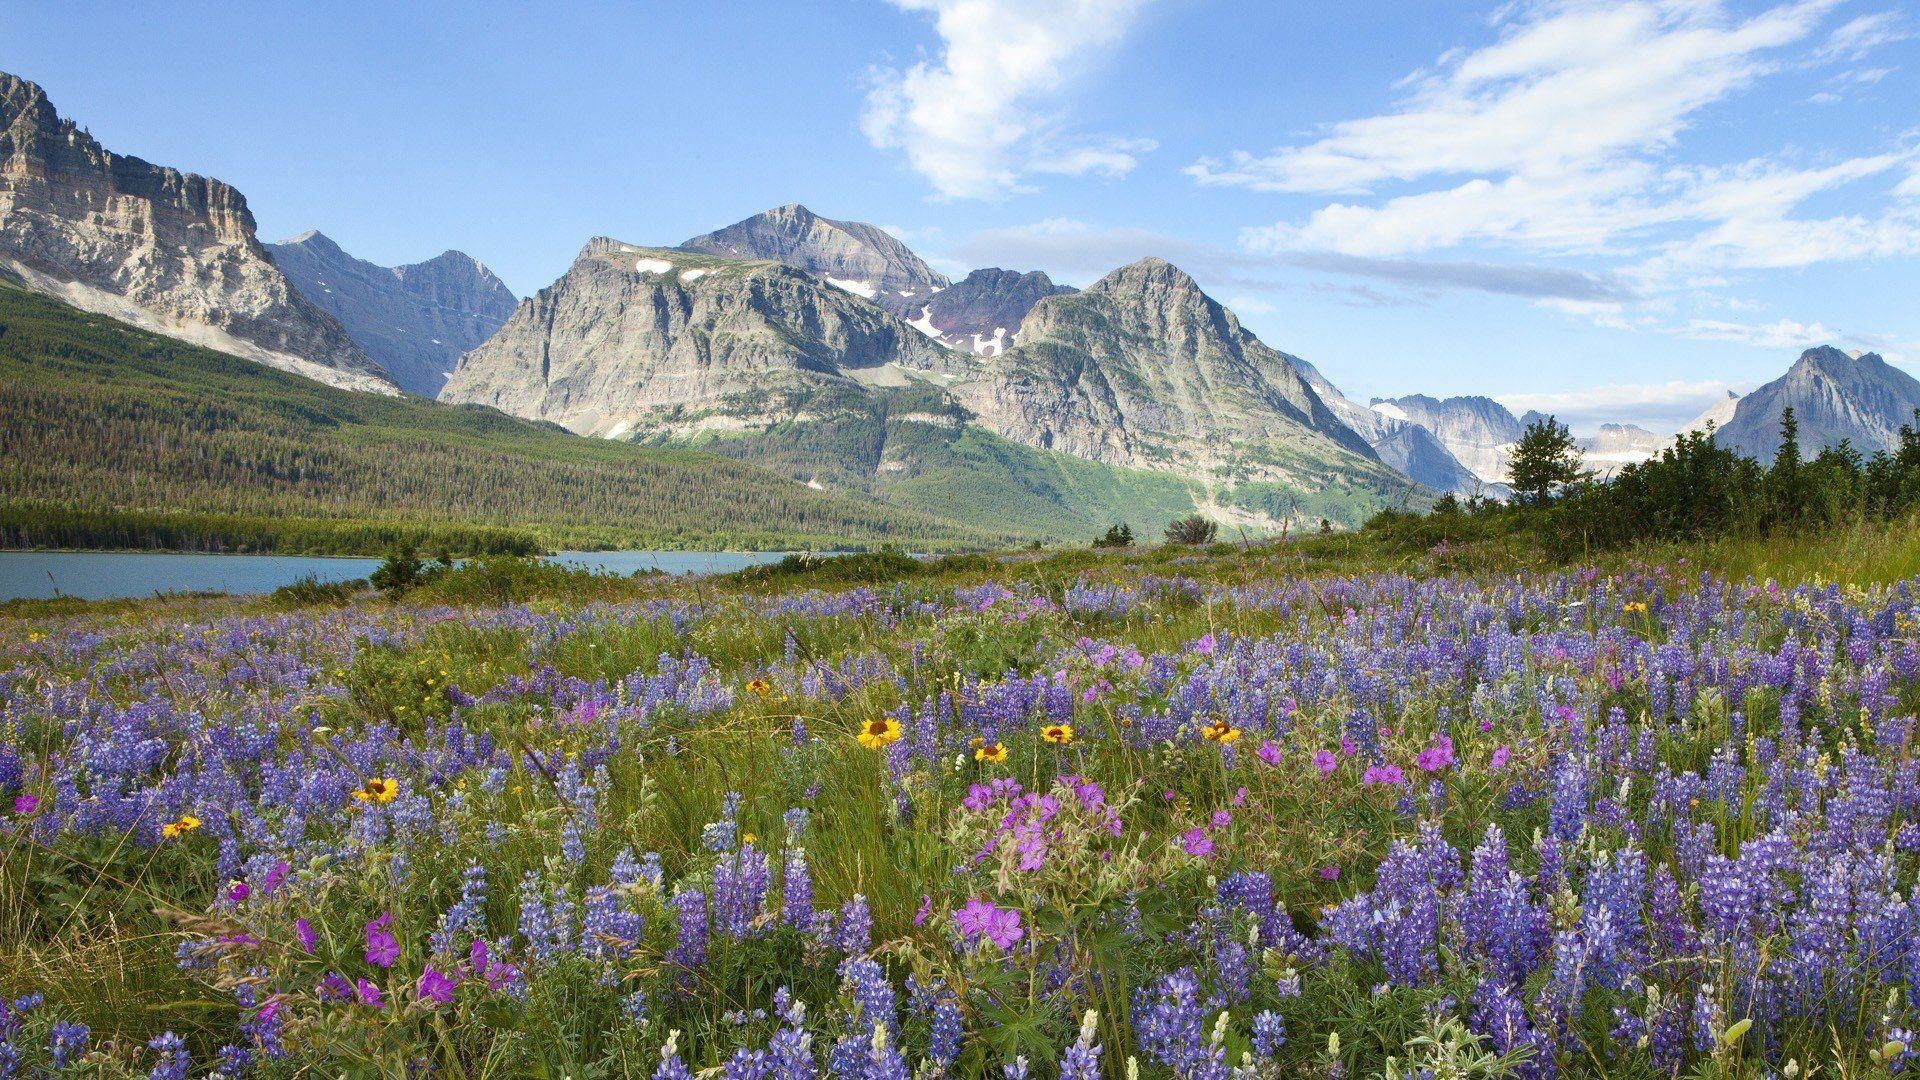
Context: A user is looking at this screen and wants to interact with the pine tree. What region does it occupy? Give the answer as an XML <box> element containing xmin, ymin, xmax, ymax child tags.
<box><xmin>1508</xmin><ymin>415</ymin><xmax>1585</xmax><ymax>505</ymax></box>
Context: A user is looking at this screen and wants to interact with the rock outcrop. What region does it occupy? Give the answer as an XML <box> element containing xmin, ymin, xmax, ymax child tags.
<box><xmin>1372</xmin><ymin>394</ymin><xmax>1525</xmax><ymax>484</ymax></box>
<box><xmin>268</xmin><ymin>230</ymin><xmax>517</xmax><ymax>395</ymax></box>
<box><xmin>0</xmin><ymin>71</ymin><xmax>394</xmax><ymax>392</ymax></box>
<box><xmin>1712</xmin><ymin>346</ymin><xmax>1920</xmax><ymax>460</ymax></box>
<box><xmin>439</xmin><ymin>240</ymin><xmax>959</xmax><ymax>436</ymax></box>
<box><xmin>905</xmin><ymin>267</ymin><xmax>1074</xmax><ymax>356</ymax></box>
<box><xmin>679</xmin><ymin>203</ymin><xmax>949</xmax><ymax>320</ymax></box>
<box><xmin>952</xmin><ymin>258</ymin><xmax>1404</xmax><ymax>503</ymax></box>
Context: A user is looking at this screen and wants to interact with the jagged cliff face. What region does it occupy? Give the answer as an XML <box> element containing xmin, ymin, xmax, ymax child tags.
<box><xmin>1373</xmin><ymin>394</ymin><xmax>1524</xmax><ymax>484</ymax></box>
<box><xmin>1714</xmin><ymin>346</ymin><xmax>1920</xmax><ymax>460</ymax></box>
<box><xmin>905</xmin><ymin>267</ymin><xmax>1074</xmax><ymax>357</ymax></box>
<box><xmin>1685</xmin><ymin>390</ymin><xmax>1742</xmax><ymax>435</ymax></box>
<box><xmin>952</xmin><ymin>258</ymin><xmax>1403</xmax><ymax>502</ymax></box>
<box><xmin>679</xmin><ymin>203</ymin><xmax>949</xmax><ymax>320</ymax></box>
<box><xmin>1281</xmin><ymin>353</ymin><xmax>1489</xmax><ymax>497</ymax></box>
<box><xmin>0</xmin><ymin>71</ymin><xmax>395</xmax><ymax>392</ymax></box>
<box><xmin>268</xmin><ymin>231</ymin><xmax>517</xmax><ymax>395</ymax></box>
<box><xmin>438</xmin><ymin>240</ymin><xmax>961</xmax><ymax>436</ymax></box>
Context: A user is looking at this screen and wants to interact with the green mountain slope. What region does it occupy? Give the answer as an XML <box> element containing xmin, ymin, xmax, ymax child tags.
<box><xmin>654</xmin><ymin>383</ymin><xmax>1407</xmax><ymax>540</ymax></box>
<box><xmin>0</xmin><ymin>280</ymin><xmax>1005</xmax><ymax>553</ymax></box>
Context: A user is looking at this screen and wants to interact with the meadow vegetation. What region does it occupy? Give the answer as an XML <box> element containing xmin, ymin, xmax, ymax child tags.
<box><xmin>5</xmin><ymin>511</ymin><xmax>1920</xmax><ymax>1077</ymax></box>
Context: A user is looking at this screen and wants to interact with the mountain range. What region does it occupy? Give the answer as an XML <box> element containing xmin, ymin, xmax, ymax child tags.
<box><xmin>4</xmin><ymin>66</ymin><xmax>1915</xmax><ymax>549</ymax></box>
<box><xmin>266</xmin><ymin>231</ymin><xmax>518</xmax><ymax>396</ymax></box>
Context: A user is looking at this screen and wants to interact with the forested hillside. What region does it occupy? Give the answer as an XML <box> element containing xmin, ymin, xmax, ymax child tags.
<box><xmin>0</xmin><ymin>279</ymin><xmax>1003</xmax><ymax>553</ymax></box>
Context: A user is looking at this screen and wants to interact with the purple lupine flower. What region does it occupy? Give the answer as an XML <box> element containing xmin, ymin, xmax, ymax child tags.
<box><xmin>666</xmin><ymin>889</ymin><xmax>709</xmax><ymax>971</ymax></box>
<box><xmin>1060</xmin><ymin>1010</ymin><xmax>1103</xmax><ymax>1079</ymax></box>
<box><xmin>1251</xmin><ymin>1010</ymin><xmax>1286</xmax><ymax>1058</ymax></box>
<box><xmin>48</xmin><ymin>1018</ymin><xmax>89</xmax><ymax>1068</ymax></box>
<box><xmin>145</xmin><ymin>1031</ymin><xmax>190</xmax><ymax>1080</ymax></box>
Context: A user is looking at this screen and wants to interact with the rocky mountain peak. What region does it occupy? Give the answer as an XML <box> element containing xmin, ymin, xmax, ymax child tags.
<box><xmin>0</xmin><ymin>69</ymin><xmax>394</xmax><ymax>393</ymax></box>
<box><xmin>912</xmin><ymin>267</ymin><xmax>1073</xmax><ymax>357</ymax></box>
<box><xmin>268</xmin><ymin>230</ymin><xmax>517</xmax><ymax>396</ymax></box>
<box><xmin>679</xmin><ymin>204</ymin><xmax>950</xmax><ymax>321</ymax></box>
<box><xmin>1093</xmin><ymin>256</ymin><xmax>1201</xmax><ymax>294</ymax></box>
<box><xmin>1714</xmin><ymin>345</ymin><xmax>1920</xmax><ymax>460</ymax></box>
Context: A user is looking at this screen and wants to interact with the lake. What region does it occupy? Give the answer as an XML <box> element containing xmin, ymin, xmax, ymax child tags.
<box><xmin>0</xmin><ymin>550</ymin><xmax>794</xmax><ymax>602</ymax></box>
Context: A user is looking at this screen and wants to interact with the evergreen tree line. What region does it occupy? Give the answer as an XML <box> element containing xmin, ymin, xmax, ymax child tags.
<box><xmin>0</xmin><ymin>284</ymin><xmax>1004</xmax><ymax>554</ymax></box>
<box><xmin>1366</xmin><ymin>410</ymin><xmax>1920</xmax><ymax>558</ymax></box>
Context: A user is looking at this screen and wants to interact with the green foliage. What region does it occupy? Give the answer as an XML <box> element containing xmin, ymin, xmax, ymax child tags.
<box><xmin>1164</xmin><ymin>514</ymin><xmax>1219</xmax><ymax>545</ymax></box>
<box><xmin>1507</xmin><ymin>414</ymin><xmax>1586</xmax><ymax>505</ymax></box>
<box><xmin>0</xmin><ymin>283</ymin><xmax>993</xmax><ymax>554</ymax></box>
<box><xmin>1093</xmin><ymin>523</ymin><xmax>1134</xmax><ymax>548</ymax></box>
<box><xmin>1363</xmin><ymin>408</ymin><xmax>1920</xmax><ymax>565</ymax></box>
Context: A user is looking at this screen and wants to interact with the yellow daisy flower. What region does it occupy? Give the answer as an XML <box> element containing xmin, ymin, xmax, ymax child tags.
<box><xmin>1041</xmin><ymin>724</ymin><xmax>1075</xmax><ymax>745</ymax></box>
<box><xmin>857</xmin><ymin>718</ymin><xmax>903</xmax><ymax>750</ymax></box>
<box><xmin>160</xmin><ymin>813</ymin><xmax>201</xmax><ymax>838</ymax></box>
<box><xmin>1201</xmin><ymin>719</ymin><xmax>1242</xmax><ymax>744</ymax></box>
<box><xmin>975</xmin><ymin>742</ymin><xmax>1008</xmax><ymax>763</ymax></box>
<box><xmin>352</xmin><ymin>778</ymin><xmax>399</xmax><ymax>804</ymax></box>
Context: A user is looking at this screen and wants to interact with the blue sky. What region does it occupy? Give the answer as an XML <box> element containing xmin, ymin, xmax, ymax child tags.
<box><xmin>4</xmin><ymin>0</ymin><xmax>1916</xmax><ymax>431</ymax></box>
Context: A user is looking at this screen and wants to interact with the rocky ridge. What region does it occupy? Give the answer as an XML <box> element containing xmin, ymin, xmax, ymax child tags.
<box><xmin>268</xmin><ymin>231</ymin><xmax>517</xmax><ymax>395</ymax></box>
<box><xmin>0</xmin><ymin>70</ymin><xmax>394</xmax><ymax>392</ymax></box>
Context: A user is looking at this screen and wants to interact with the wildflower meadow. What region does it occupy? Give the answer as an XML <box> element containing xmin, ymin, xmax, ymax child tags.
<box><xmin>6</xmin><ymin>542</ymin><xmax>1920</xmax><ymax>1078</ymax></box>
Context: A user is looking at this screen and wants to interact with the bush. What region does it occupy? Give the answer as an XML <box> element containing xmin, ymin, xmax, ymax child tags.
<box><xmin>1163</xmin><ymin>515</ymin><xmax>1218</xmax><ymax>545</ymax></box>
<box><xmin>1092</xmin><ymin>524</ymin><xmax>1134</xmax><ymax>548</ymax></box>
<box><xmin>268</xmin><ymin>575</ymin><xmax>365</xmax><ymax>608</ymax></box>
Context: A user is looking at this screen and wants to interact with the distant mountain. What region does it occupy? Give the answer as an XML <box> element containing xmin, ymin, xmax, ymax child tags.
<box><xmin>1373</xmin><ymin>394</ymin><xmax>1524</xmax><ymax>484</ymax></box>
<box><xmin>0</xmin><ymin>70</ymin><xmax>395</xmax><ymax>393</ymax></box>
<box><xmin>956</xmin><ymin>258</ymin><xmax>1419</xmax><ymax>526</ymax></box>
<box><xmin>679</xmin><ymin>203</ymin><xmax>949</xmax><ymax>320</ymax></box>
<box><xmin>1282</xmin><ymin>355</ymin><xmax>1490</xmax><ymax>497</ymax></box>
<box><xmin>268</xmin><ymin>231</ymin><xmax>517</xmax><ymax>395</ymax></box>
<box><xmin>1580</xmin><ymin>423</ymin><xmax>1668</xmax><ymax>479</ymax></box>
<box><xmin>441</xmin><ymin>239</ymin><xmax>962</xmax><ymax>438</ymax></box>
<box><xmin>907</xmin><ymin>267</ymin><xmax>1074</xmax><ymax>357</ymax></box>
<box><xmin>1713</xmin><ymin>346</ymin><xmax>1920</xmax><ymax>460</ymax></box>
<box><xmin>1685</xmin><ymin>390</ymin><xmax>1742</xmax><ymax>434</ymax></box>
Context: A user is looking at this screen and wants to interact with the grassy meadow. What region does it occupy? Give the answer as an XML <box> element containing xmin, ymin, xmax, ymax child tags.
<box><xmin>4</xmin><ymin>520</ymin><xmax>1920</xmax><ymax>1076</ymax></box>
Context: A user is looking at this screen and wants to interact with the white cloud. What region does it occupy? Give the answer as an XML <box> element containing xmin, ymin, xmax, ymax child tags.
<box><xmin>1189</xmin><ymin>0</ymin><xmax>1836</xmax><ymax>196</ymax></box>
<box><xmin>863</xmin><ymin>0</ymin><xmax>1158</xmax><ymax>200</ymax></box>
<box><xmin>1683</xmin><ymin>316</ymin><xmax>1841</xmax><ymax>348</ymax></box>
<box><xmin>944</xmin><ymin>218</ymin><xmax>1638</xmax><ymax>301</ymax></box>
<box><xmin>1201</xmin><ymin>0</ymin><xmax>1920</xmax><ymax>300</ymax></box>
<box><xmin>1816</xmin><ymin>11</ymin><xmax>1911</xmax><ymax>61</ymax></box>
<box><xmin>1225</xmin><ymin>295</ymin><xmax>1278</xmax><ymax>315</ymax></box>
<box><xmin>1029</xmin><ymin>136</ymin><xmax>1160</xmax><ymax>178</ymax></box>
<box><xmin>1497</xmin><ymin>379</ymin><xmax>1745</xmax><ymax>433</ymax></box>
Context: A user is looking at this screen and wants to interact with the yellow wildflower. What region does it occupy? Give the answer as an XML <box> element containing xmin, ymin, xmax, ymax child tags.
<box><xmin>975</xmin><ymin>742</ymin><xmax>1008</xmax><ymax>763</ymax></box>
<box><xmin>857</xmin><ymin>718</ymin><xmax>903</xmax><ymax>750</ymax></box>
<box><xmin>1041</xmin><ymin>724</ymin><xmax>1075</xmax><ymax>745</ymax></box>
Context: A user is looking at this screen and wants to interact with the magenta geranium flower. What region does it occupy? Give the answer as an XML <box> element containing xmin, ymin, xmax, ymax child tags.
<box><xmin>259</xmin><ymin>860</ymin><xmax>291</xmax><ymax>896</ymax></box>
<box><xmin>354</xmin><ymin>977</ymin><xmax>384</xmax><ymax>1008</ymax></box>
<box><xmin>1313</xmin><ymin>749</ymin><xmax>1338</xmax><ymax>775</ymax></box>
<box><xmin>1490</xmin><ymin>745</ymin><xmax>1512</xmax><ymax>770</ymax></box>
<box><xmin>363</xmin><ymin>912</ymin><xmax>399</xmax><ymax>968</ymax></box>
<box><xmin>953</xmin><ymin>897</ymin><xmax>1024</xmax><ymax>949</ymax></box>
<box><xmin>1257</xmin><ymin>740</ymin><xmax>1283</xmax><ymax>767</ymax></box>
<box><xmin>12</xmin><ymin>794</ymin><xmax>40</xmax><ymax>815</ymax></box>
<box><xmin>1180</xmin><ymin>827</ymin><xmax>1215</xmax><ymax>858</ymax></box>
<box><xmin>1416</xmin><ymin>734</ymin><xmax>1455</xmax><ymax>772</ymax></box>
<box><xmin>295</xmin><ymin>917</ymin><xmax>316</xmax><ymax>953</ymax></box>
<box><xmin>417</xmin><ymin>967</ymin><xmax>455</xmax><ymax>1006</ymax></box>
